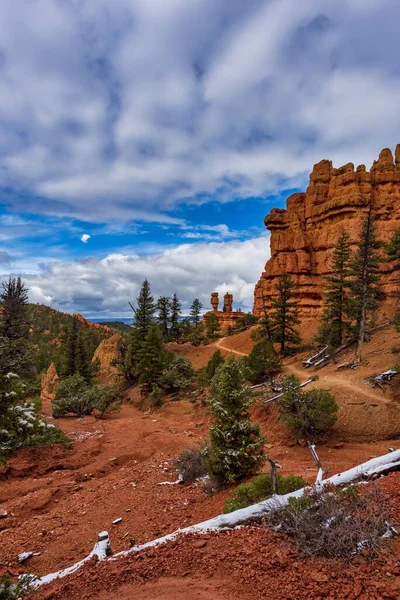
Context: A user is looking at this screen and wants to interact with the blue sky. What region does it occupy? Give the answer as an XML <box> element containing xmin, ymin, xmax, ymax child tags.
<box><xmin>1</xmin><ymin>0</ymin><xmax>400</xmax><ymax>317</ymax></box>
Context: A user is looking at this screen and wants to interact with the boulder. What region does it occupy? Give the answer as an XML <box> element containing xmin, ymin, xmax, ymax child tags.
<box><xmin>92</xmin><ymin>333</ymin><xmax>123</xmax><ymax>384</ymax></box>
<box><xmin>40</xmin><ymin>363</ymin><xmax>59</xmax><ymax>402</ymax></box>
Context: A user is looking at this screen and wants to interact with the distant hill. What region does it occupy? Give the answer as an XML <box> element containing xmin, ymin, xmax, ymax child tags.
<box><xmin>27</xmin><ymin>304</ymin><xmax>116</xmax><ymax>374</ymax></box>
<box><xmin>92</xmin><ymin>320</ymin><xmax>132</xmax><ymax>334</ymax></box>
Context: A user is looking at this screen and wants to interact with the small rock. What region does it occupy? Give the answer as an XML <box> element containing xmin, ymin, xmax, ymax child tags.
<box><xmin>310</xmin><ymin>571</ymin><xmax>329</xmax><ymax>583</ymax></box>
<box><xmin>125</xmin><ymin>508</ymin><xmax>131</xmax><ymax>513</ymax></box>
<box><xmin>193</xmin><ymin>539</ymin><xmax>207</xmax><ymax>549</ymax></box>
<box><xmin>0</xmin><ymin>507</ymin><xmax>8</xmax><ymax>519</ymax></box>
<box><xmin>112</xmin><ymin>517</ymin><xmax>122</xmax><ymax>525</ymax></box>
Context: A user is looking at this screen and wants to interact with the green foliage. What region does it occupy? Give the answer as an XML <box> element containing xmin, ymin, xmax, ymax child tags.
<box><xmin>206</xmin><ymin>350</ymin><xmax>225</xmax><ymax>381</ymax></box>
<box><xmin>161</xmin><ymin>354</ymin><xmax>195</xmax><ymax>392</ymax></box>
<box><xmin>278</xmin><ymin>376</ymin><xmax>338</xmax><ymax>439</ymax></box>
<box><xmin>156</xmin><ymin>296</ymin><xmax>171</xmax><ymax>339</ymax></box>
<box><xmin>205</xmin><ymin>358</ymin><xmax>265</xmax><ymax>483</ymax></box>
<box><xmin>97</xmin><ymin>321</ymin><xmax>132</xmax><ymax>334</ymax></box>
<box><xmin>270</xmin><ymin>274</ymin><xmax>301</xmax><ymax>354</ymax></box>
<box><xmin>204</xmin><ymin>312</ymin><xmax>220</xmax><ymax>339</ymax></box>
<box><xmin>133</xmin><ymin>279</ymin><xmax>155</xmax><ymax>338</ymax></box>
<box><xmin>317</xmin><ymin>229</ymin><xmax>353</xmax><ymax>348</ymax></box>
<box><xmin>244</xmin><ymin>340</ymin><xmax>281</xmax><ymax>384</ymax></box>
<box><xmin>0</xmin><ymin>277</ymin><xmax>29</xmax><ymax>341</ymax></box>
<box><xmin>187</xmin><ymin>324</ymin><xmax>205</xmax><ymax>346</ymax></box>
<box><xmin>52</xmin><ymin>374</ymin><xmax>119</xmax><ymax>418</ymax></box>
<box><xmin>223</xmin><ymin>472</ymin><xmax>307</xmax><ymax>513</ymax></box>
<box><xmin>138</xmin><ymin>324</ymin><xmax>166</xmax><ymax>394</ymax></box>
<box><xmin>61</xmin><ymin>318</ymin><xmax>91</xmax><ymax>381</ymax></box>
<box><xmin>393</xmin><ymin>308</ymin><xmax>400</xmax><ymax>333</ymax></box>
<box><xmin>386</xmin><ymin>227</ymin><xmax>400</xmax><ymax>262</ymax></box>
<box><xmin>189</xmin><ymin>298</ymin><xmax>203</xmax><ymax>327</ymax></box>
<box><xmin>0</xmin><ymin>574</ymin><xmax>37</xmax><ymax>599</ymax></box>
<box><xmin>170</xmin><ymin>293</ymin><xmax>182</xmax><ymax>341</ymax></box>
<box><xmin>349</xmin><ymin>211</ymin><xmax>383</xmax><ymax>360</ymax></box>
<box><xmin>227</xmin><ymin>312</ymin><xmax>258</xmax><ymax>335</ymax></box>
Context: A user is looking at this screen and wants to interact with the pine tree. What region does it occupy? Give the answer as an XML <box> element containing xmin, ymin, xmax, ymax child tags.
<box><xmin>170</xmin><ymin>293</ymin><xmax>181</xmax><ymax>341</ymax></box>
<box><xmin>132</xmin><ymin>279</ymin><xmax>155</xmax><ymax>338</ymax></box>
<box><xmin>156</xmin><ymin>296</ymin><xmax>171</xmax><ymax>339</ymax></box>
<box><xmin>0</xmin><ymin>277</ymin><xmax>29</xmax><ymax>341</ymax></box>
<box><xmin>205</xmin><ymin>312</ymin><xmax>221</xmax><ymax>339</ymax></box>
<box><xmin>205</xmin><ymin>358</ymin><xmax>265</xmax><ymax>483</ymax></box>
<box><xmin>61</xmin><ymin>318</ymin><xmax>90</xmax><ymax>379</ymax></box>
<box><xmin>349</xmin><ymin>211</ymin><xmax>382</xmax><ymax>363</ymax></box>
<box><xmin>317</xmin><ymin>228</ymin><xmax>352</xmax><ymax>348</ymax></box>
<box><xmin>270</xmin><ymin>274</ymin><xmax>301</xmax><ymax>354</ymax></box>
<box><xmin>205</xmin><ymin>350</ymin><xmax>225</xmax><ymax>381</ymax></box>
<box><xmin>245</xmin><ymin>339</ymin><xmax>281</xmax><ymax>385</ymax></box>
<box><xmin>138</xmin><ymin>325</ymin><xmax>165</xmax><ymax>394</ymax></box>
<box><xmin>189</xmin><ymin>298</ymin><xmax>203</xmax><ymax>327</ymax></box>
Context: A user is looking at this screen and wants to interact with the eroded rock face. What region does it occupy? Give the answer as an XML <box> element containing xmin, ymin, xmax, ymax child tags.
<box><xmin>40</xmin><ymin>363</ymin><xmax>59</xmax><ymax>402</ymax></box>
<box><xmin>254</xmin><ymin>145</ymin><xmax>400</xmax><ymax>338</ymax></box>
<box><xmin>92</xmin><ymin>333</ymin><xmax>123</xmax><ymax>384</ymax></box>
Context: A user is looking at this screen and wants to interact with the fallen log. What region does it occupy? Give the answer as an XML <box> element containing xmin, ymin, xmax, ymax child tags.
<box><xmin>265</xmin><ymin>378</ymin><xmax>314</xmax><ymax>403</ymax></box>
<box><xmin>30</xmin><ymin>450</ymin><xmax>400</xmax><ymax>588</ymax></box>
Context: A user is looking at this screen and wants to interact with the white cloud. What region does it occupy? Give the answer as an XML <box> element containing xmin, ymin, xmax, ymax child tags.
<box><xmin>0</xmin><ymin>0</ymin><xmax>399</xmax><ymax>222</ymax></box>
<box><xmin>23</xmin><ymin>235</ymin><xmax>271</xmax><ymax>316</ymax></box>
<box><xmin>80</xmin><ymin>234</ymin><xmax>91</xmax><ymax>244</ymax></box>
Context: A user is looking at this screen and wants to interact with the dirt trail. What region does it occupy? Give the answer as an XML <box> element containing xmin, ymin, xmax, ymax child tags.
<box><xmin>214</xmin><ymin>337</ymin><xmax>247</xmax><ymax>356</ymax></box>
<box><xmin>215</xmin><ymin>337</ymin><xmax>391</xmax><ymax>405</ymax></box>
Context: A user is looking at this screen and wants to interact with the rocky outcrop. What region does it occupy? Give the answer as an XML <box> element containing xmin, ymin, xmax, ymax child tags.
<box><xmin>40</xmin><ymin>363</ymin><xmax>59</xmax><ymax>402</ymax></box>
<box><xmin>203</xmin><ymin>292</ymin><xmax>243</xmax><ymax>332</ymax></box>
<box><xmin>92</xmin><ymin>333</ymin><xmax>123</xmax><ymax>384</ymax></box>
<box><xmin>254</xmin><ymin>145</ymin><xmax>400</xmax><ymax>338</ymax></box>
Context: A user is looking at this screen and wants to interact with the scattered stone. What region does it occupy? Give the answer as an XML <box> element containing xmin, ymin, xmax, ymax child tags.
<box><xmin>0</xmin><ymin>507</ymin><xmax>8</xmax><ymax>519</ymax></box>
<box><xmin>112</xmin><ymin>518</ymin><xmax>122</xmax><ymax>525</ymax></box>
<box><xmin>18</xmin><ymin>551</ymin><xmax>40</xmax><ymax>564</ymax></box>
<box><xmin>310</xmin><ymin>571</ymin><xmax>329</xmax><ymax>583</ymax></box>
<box><xmin>125</xmin><ymin>508</ymin><xmax>131</xmax><ymax>513</ymax></box>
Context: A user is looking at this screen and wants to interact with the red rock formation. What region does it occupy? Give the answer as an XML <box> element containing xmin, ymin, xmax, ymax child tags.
<box><xmin>92</xmin><ymin>333</ymin><xmax>124</xmax><ymax>384</ymax></box>
<box><xmin>203</xmin><ymin>292</ymin><xmax>243</xmax><ymax>332</ymax></box>
<box><xmin>254</xmin><ymin>145</ymin><xmax>400</xmax><ymax>339</ymax></box>
<box><xmin>40</xmin><ymin>363</ymin><xmax>59</xmax><ymax>402</ymax></box>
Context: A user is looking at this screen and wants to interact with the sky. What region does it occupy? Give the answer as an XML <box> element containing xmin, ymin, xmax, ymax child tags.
<box><xmin>1</xmin><ymin>0</ymin><xmax>400</xmax><ymax>319</ymax></box>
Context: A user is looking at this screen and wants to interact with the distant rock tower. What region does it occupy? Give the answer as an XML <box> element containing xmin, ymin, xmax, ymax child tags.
<box><xmin>203</xmin><ymin>291</ymin><xmax>243</xmax><ymax>332</ymax></box>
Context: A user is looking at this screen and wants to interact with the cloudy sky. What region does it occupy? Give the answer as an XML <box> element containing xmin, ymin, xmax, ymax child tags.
<box><xmin>1</xmin><ymin>0</ymin><xmax>400</xmax><ymax>318</ymax></box>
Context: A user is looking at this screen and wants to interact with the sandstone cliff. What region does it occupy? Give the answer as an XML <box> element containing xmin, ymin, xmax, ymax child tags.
<box><xmin>254</xmin><ymin>145</ymin><xmax>400</xmax><ymax>338</ymax></box>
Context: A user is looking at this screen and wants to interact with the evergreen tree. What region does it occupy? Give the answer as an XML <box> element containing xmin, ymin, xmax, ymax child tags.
<box><xmin>386</xmin><ymin>228</ymin><xmax>400</xmax><ymax>262</ymax></box>
<box><xmin>189</xmin><ymin>298</ymin><xmax>203</xmax><ymax>327</ymax></box>
<box><xmin>0</xmin><ymin>277</ymin><xmax>29</xmax><ymax>341</ymax></box>
<box><xmin>205</xmin><ymin>312</ymin><xmax>220</xmax><ymax>339</ymax></box>
<box><xmin>205</xmin><ymin>358</ymin><xmax>265</xmax><ymax>483</ymax></box>
<box><xmin>138</xmin><ymin>324</ymin><xmax>165</xmax><ymax>394</ymax></box>
<box><xmin>170</xmin><ymin>293</ymin><xmax>181</xmax><ymax>341</ymax></box>
<box><xmin>205</xmin><ymin>350</ymin><xmax>225</xmax><ymax>381</ymax></box>
<box><xmin>156</xmin><ymin>296</ymin><xmax>171</xmax><ymax>339</ymax></box>
<box><xmin>279</xmin><ymin>375</ymin><xmax>338</xmax><ymax>440</ymax></box>
<box><xmin>317</xmin><ymin>228</ymin><xmax>352</xmax><ymax>348</ymax></box>
<box><xmin>245</xmin><ymin>340</ymin><xmax>281</xmax><ymax>385</ymax></box>
<box><xmin>132</xmin><ymin>279</ymin><xmax>155</xmax><ymax>338</ymax></box>
<box><xmin>349</xmin><ymin>211</ymin><xmax>382</xmax><ymax>363</ymax></box>
<box><xmin>61</xmin><ymin>318</ymin><xmax>90</xmax><ymax>380</ymax></box>
<box><xmin>270</xmin><ymin>274</ymin><xmax>301</xmax><ymax>354</ymax></box>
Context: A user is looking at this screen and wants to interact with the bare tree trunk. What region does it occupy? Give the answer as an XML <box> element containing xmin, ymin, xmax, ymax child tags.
<box><xmin>268</xmin><ymin>458</ymin><xmax>282</xmax><ymax>494</ymax></box>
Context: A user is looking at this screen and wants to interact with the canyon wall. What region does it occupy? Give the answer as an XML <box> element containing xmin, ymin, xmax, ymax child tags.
<box><xmin>254</xmin><ymin>145</ymin><xmax>400</xmax><ymax>338</ymax></box>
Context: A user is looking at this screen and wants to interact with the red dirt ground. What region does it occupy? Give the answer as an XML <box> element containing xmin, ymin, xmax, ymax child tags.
<box><xmin>1</xmin><ymin>326</ymin><xmax>399</xmax><ymax>599</ymax></box>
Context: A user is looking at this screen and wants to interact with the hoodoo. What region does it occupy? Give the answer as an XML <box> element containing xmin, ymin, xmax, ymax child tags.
<box><xmin>254</xmin><ymin>145</ymin><xmax>400</xmax><ymax>338</ymax></box>
<box><xmin>203</xmin><ymin>292</ymin><xmax>243</xmax><ymax>332</ymax></box>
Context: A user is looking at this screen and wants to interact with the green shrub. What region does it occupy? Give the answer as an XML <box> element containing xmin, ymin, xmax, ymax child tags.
<box><xmin>52</xmin><ymin>374</ymin><xmax>120</xmax><ymax>418</ymax></box>
<box><xmin>244</xmin><ymin>340</ymin><xmax>281</xmax><ymax>384</ymax></box>
<box><xmin>278</xmin><ymin>376</ymin><xmax>338</xmax><ymax>439</ymax></box>
<box><xmin>0</xmin><ymin>574</ymin><xmax>37</xmax><ymax>599</ymax></box>
<box><xmin>223</xmin><ymin>473</ymin><xmax>306</xmax><ymax>513</ymax></box>
<box><xmin>206</xmin><ymin>350</ymin><xmax>225</xmax><ymax>381</ymax></box>
<box><xmin>161</xmin><ymin>354</ymin><xmax>195</xmax><ymax>392</ymax></box>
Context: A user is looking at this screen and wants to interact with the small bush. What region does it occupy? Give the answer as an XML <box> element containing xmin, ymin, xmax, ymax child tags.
<box><xmin>206</xmin><ymin>350</ymin><xmax>224</xmax><ymax>381</ymax></box>
<box><xmin>0</xmin><ymin>574</ymin><xmax>37</xmax><ymax>599</ymax></box>
<box><xmin>244</xmin><ymin>340</ymin><xmax>281</xmax><ymax>384</ymax></box>
<box><xmin>173</xmin><ymin>443</ymin><xmax>208</xmax><ymax>483</ymax></box>
<box><xmin>161</xmin><ymin>354</ymin><xmax>195</xmax><ymax>393</ymax></box>
<box><xmin>53</xmin><ymin>374</ymin><xmax>120</xmax><ymax>418</ymax></box>
<box><xmin>278</xmin><ymin>376</ymin><xmax>338</xmax><ymax>440</ymax></box>
<box><xmin>224</xmin><ymin>473</ymin><xmax>306</xmax><ymax>513</ymax></box>
<box><xmin>266</xmin><ymin>485</ymin><xmax>388</xmax><ymax>558</ymax></box>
